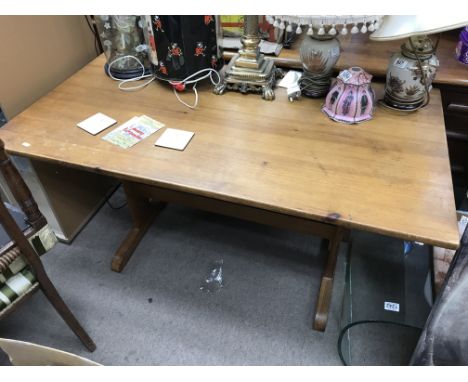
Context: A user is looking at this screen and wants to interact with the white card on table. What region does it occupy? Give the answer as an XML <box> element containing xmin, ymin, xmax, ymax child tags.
<box><xmin>77</xmin><ymin>112</ymin><xmax>117</xmax><ymax>135</ymax></box>
<box><xmin>155</xmin><ymin>128</ymin><xmax>194</xmax><ymax>151</ymax></box>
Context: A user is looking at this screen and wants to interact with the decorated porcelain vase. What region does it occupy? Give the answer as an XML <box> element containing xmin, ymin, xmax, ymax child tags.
<box><xmin>383</xmin><ymin>36</ymin><xmax>439</xmax><ymax>110</ymax></box>
<box><xmin>322</xmin><ymin>67</ymin><xmax>374</xmax><ymax>124</ymax></box>
<box><xmin>384</xmin><ymin>52</ymin><xmax>439</xmax><ymax>109</ymax></box>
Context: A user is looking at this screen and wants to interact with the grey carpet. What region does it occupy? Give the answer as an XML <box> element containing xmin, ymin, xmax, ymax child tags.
<box><xmin>0</xmin><ymin>192</ymin><xmax>348</xmax><ymax>365</ymax></box>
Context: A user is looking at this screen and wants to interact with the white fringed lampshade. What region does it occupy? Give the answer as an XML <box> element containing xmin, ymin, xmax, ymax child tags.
<box><xmin>370</xmin><ymin>15</ymin><xmax>468</xmax><ymax>40</ymax></box>
<box><xmin>267</xmin><ymin>15</ymin><xmax>383</xmax><ymax>36</ymax></box>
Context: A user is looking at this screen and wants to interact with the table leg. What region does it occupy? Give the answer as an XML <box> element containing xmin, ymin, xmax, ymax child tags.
<box><xmin>111</xmin><ymin>181</ymin><xmax>166</xmax><ymax>272</ymax></box>
<box><xmin>313</xmin><ymin>226</ymin><xmax>346</xmax><ymax>331</ymax></box>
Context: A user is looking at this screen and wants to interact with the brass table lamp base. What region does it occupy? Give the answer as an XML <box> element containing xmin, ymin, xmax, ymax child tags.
<box><xmin>214</xmin><ymin>54</ymin><xmax>281</xmax><ymax>100</ymax></box>
<box><xmin>214</xmin><ymin>15</ymin><xmax>281</xmax><ymax>101</ymax></box>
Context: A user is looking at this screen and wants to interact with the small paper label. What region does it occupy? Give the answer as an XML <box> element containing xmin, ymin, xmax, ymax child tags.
<box><xmin>384</xmin><ymin>301</ymin><xmax>400</xmax><ymax>312</ymax></box>
<box><xmin>330</xmin><ymin>46</ymin><xmax>340</xmax><ymax>58</ymax></box>
<box><xmin>339</xmin><ymin>70</ymin><xmax>352</xmax><ymax>83</ymax></box>
<box><xmin>393</xmin><ymin>58</ymin><xmax>408</xmax><ymax>69</ymax></box>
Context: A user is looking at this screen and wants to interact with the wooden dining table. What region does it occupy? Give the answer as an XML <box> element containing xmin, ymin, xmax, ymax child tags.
<box><xmin>0</xmin><ymin>54</ymin><xmax>459</xmax><ymax>331</ymax></box>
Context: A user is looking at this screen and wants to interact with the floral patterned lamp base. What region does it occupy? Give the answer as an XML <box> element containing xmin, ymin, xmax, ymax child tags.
<box><xmin>382</xmin><ymin>35</ymin><xmax>439</xmax><ymax>111</ymax></box>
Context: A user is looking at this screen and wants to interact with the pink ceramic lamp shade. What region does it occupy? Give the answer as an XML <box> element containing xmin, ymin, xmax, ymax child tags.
<box><xmin>322</xmin><ymin>67</ymin><xmax>375</xmax><ymax>124</ymax></box>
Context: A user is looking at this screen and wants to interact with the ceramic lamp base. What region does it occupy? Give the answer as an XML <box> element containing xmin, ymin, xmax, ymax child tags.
<box><xmin>299</xmin><ymin>36</ymin><xmax>341</xmax><ymax>99</ymax></box>
<box><xmin>382</xmin><ymin>91</ymin><xmax>425</xmax><ymax>111</ymax></box>
<box><xmin>383</xmin><ymin>36</ymin><xmax>438</xmax><ymax>112</ymax></box>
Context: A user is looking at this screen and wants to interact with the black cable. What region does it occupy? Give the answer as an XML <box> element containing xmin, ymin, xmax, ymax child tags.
<box><xmin>84</xmin><ymin>14</ymin><xmax>94</xmax><ymax>34</ymax></box>
<box><xmin>91</xmin><ymin>16</ymin><xmax>104</xmax><ymax>54</ymax></box>
<box><xmin>283</xmin><ymin>29</ymin><xmax>298</xmax><ymax>47</ymax></box>
<box><xmin>106</xmin><ymin>199</ymin><xmax>128</xmax><ymax>210</ymax></box>
<box><xmin>408</xmin><ymin>37</ymin><xmax>431</xmax><ymax>110</ymax></box>
<box><xmin>337</xmin><ymin>319</ymin><xmax>422</xmax><ymax>366</ymax></box>
<box><xmin>84</xmin><ymin>15</ymin><xmax>102</xmax><ymax>56</ymax></box>
<box><xmin>104</xmin><ymin>183</ymin><xmax>128</xmax><ymax>210</ymax></box>
<box><xmin>299</xmin><ymin>70</ymin><xmax>332</xmax><ymax>98</ymax></box>
<box><xmin>84</xmin><ymin>16</ymin><xmax>99</xmax><ymax>56</ymax></box>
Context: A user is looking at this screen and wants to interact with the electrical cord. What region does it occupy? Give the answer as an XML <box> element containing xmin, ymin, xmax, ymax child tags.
<box><xmin>161</xmin><ymin>68</ymin><xmax>221</xmax><ymax>109</ymax></box>
<box><xmin>107</xmin><ymin>55</ymin><xmax>156</xmax><ymax>91</ymax></box>
<box><xmin>173</xmin><ymin>82</ymin><xmax>199</xmax><ymax>109</ymax></box>
<box><xmin>407</xmin><ymin>35</ymin><xmax>438</xmax><ymax>110</ymax></box>
<box><xmin>298</xmin><ymin>70</ymin><xmax>332</xmax><ymax>97</ymax></box>
<box><xmin>84</xmin><ymin>15</ymin><xmax>101</xmax><ymax>56</ymax></box>
<box><xmin>106</xmin><ymin>199</ymin><xmax>128</xmax><ymax>210</ymax></box>
<box><xmin>107</xmin><ymin>55</ymin><xmax>221</xmax><ymax>109</ymax></box>
<box><xmin>337</xmin><ymin>319</ymin><xmax>422</xmax><ymax>366</ymax></box>
<box><xmin>104</xmin><ymin>183</ymin><xmax>128</xmax><ymax>210</ymax></box>
<box><xmin>283</xmin><ymin>28</ymin><xmax>298</xmax><ymax>47</ymax></box>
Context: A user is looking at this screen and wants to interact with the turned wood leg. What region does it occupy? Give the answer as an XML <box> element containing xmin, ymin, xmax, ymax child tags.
<box><xmin>313</xmin><ymin>226</ymin><xmax>346</xmax><ymax>331</ymax></box>
<box><xmin>111</xmin><ymin>181</ymin><xmax>166</xmax><ymax>272</ymax></box>
<box><xmin>0</xmin><ymin>199</ymin><xmax>96</xmax><ymax>352</ymax></box>
<box><xmin>0</xmin><ymin>140</ymin><xmax>46</xmax><ymax>230</ymax></box>
<box><xmin>39</xmin><ymin>275</ymin><xmax>97</xmax><ymax>352</ymax></box>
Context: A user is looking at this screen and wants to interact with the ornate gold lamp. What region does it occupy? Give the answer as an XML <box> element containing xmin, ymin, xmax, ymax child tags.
<box><xmin>214</xmin><ymin>16</ymin><xmax>282</xmax><ymax>100</ymax></box>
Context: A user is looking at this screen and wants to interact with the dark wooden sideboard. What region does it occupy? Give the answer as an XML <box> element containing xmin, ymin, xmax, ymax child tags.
<box><xmin>224</xmin><ymin>30</ymin><xmax>468</xmax><ymax>190</ymax></box>
<box><xmin>439</xmin><ymin>84</ymin><xmax>468</xmax><ymax>188</ymax></box>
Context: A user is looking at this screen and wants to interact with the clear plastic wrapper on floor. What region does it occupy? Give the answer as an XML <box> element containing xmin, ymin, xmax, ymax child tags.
<box><xmin>200</xmin><ymin>260</ymin><xmax>224</xmax><ymax>293</ymax></box>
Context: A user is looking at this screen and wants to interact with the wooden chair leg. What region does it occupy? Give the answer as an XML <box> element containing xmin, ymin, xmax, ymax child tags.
<box><xmin>313</xmin><ymin>226</ymin><xmax>346</xmax><ymax>332</ymax></box>
<box><xmin>0</xmin><ymin>140</ymin><xmax>47</xmax><ymax>230</ymax></box>
<box><xmin>0</xmin><ymin>200</ymin><xmax>96</xmax><ymax>352</ymax></box>
<box><xmin>38</xmin><ymin>273</ymin><xmax>96</xmax><ymax>352</ymax></box>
